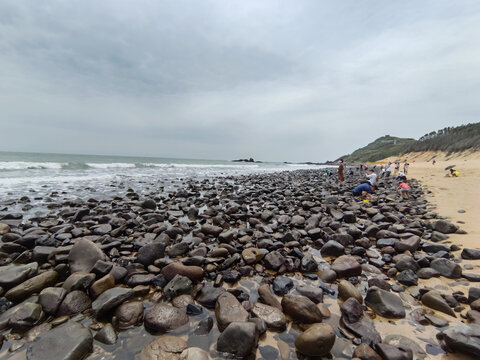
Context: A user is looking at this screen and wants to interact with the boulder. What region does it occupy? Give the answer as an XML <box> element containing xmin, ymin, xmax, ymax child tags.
<box><xmin>0</xmin><ymin>262</ymin><xmax>38</xmax><ymax>287</ymax></box>
<box><xmin>430</xmin><ymin>258</ymin><xmax>462</xmax><ymax>279</ymax></box>
<box><xmin>217</xmin><ymin>322</ymin><xmax>259</xmax><ymax>357</ymax></box>
<box><xmin>161</xmin><ymin>263</ymin><xmax>204</xmax><ymax>282</ymax></box>
<box><xmin>252</xmin><ymin>302</ymin><xmax>287</xmax><ymax>330</ymax></box>
<box><xmin>421</xmin><ymin>291</ymin><xmax>456</xmax><ymax>317</ymax></box>
<box><xmin>91</xmin><ymin>287</ymin><xmax>134</xmax><ymax>318</ymax></box>
<box><xmin>144</xmin><ymin>303</ymin><xmax>189</xmax><ymax>332</ymax></box>
<box><xmin>140</xmin><ymin>335</ymin><xmax>188</xmax><ymax>360</ymax></box>
<box><xmin>113</xmin><ymin>301</ymin><xmax>144</xmax><ymax>329</ymax></box>
<box><xmin>26</xmin><ymin>321</ymin><xmax>93</xmax><ymax>360</ymax></box>
<box><xmin>331</xmin><ymin>255</ymin><xmax>362</xmax><ymax>278</ymax></box>
<box><xmin>5</xmin><ymin>270</ymin><xmax>58</xmax><ymax>302</ymax></box>
<box><xmin>57</xmin><ymin>290</ymin><xmax>91</xmax><ymax>316</ymax></box>
<box><xmin>281</xmin><ymin>294</ymin><xmax>323</xmax><ymax>323</ymax></box>
<box><xmin>295</xmin><ymin>323</ymin><xmax>336</xmax><ymax>356</ymax></box>
<box><xmin>439</xmin><ymin>324</ymin><xmax>480</xmax><ymax>357</ymax></box>
<box><xmin>215</xmin><ymin>292</ymin><xmax>249</xmax><ymax>330</ymax></box>
<box><xmin>68</xmin><ymin>239</ymin><xmax>106</xmax><ymax>273</ymax></box>
<box><xmin>365</xmin><ymin>287</ymin><xmax>405</xmax><ymax>318</ymax></box>
<box><xmin>432</xmin><ymin>220</ymin><xmax>458</xmax><ymax>234</ymax></box>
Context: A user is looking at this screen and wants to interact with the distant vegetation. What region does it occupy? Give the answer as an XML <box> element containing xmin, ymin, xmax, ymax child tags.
<box><xmin>338</xmin><ymin>135</ymin><xmax>415</xmax><ymax>163</ymax></box>
<box><xmin>337</xmin><ymin>122</ymin><xmax>480</xmax><ymax>163</ymax></box>
<box><xmin>404</xmin><ymin>122</ymin><xmax>480</xmax><ymax>154</ymax></box>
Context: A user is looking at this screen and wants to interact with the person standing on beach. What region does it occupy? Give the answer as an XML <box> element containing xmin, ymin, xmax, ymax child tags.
<box><xmin>366</xmin><ymin>169</ymin><xmax>377</xmax><ymax>185</ymax></box>
<box><xmin>338</xmin><ymin>159</ymin><xmax>344</xmax><ymax>182</ymax></box>
<box><xmin>403</xmin><ymin>162</ymin><xmax>409</xmax><ymax>175</ymax></box>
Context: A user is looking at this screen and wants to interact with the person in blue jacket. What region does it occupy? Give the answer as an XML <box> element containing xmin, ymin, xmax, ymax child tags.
<box><xmin>353</xmin><ymin>183</ymin><xmax>375</xmax><ymax>200</ymax></box>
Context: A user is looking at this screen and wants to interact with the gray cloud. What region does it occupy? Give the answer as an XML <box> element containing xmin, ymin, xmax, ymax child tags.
<box><xmin>0</xmin><ymin>0</ymin><xmax>479</xmax><ymax>161</ymax></box>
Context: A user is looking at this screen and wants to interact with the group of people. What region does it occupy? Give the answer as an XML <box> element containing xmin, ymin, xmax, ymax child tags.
<box><xmin>338</xmin><ymin>159</ymin><xmax>411</xmax><ymax>200</ymax></box>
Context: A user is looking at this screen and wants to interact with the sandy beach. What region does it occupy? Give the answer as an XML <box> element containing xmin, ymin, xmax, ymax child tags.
<box><xmin>378</xmin><ymin>150</ymin><xmax>480</xmax><ymax>251</ymax></box>
<box><xmin>373</xmin><ymin>151</ymin><xmax>480</xmax><ymax>360</ymax></box>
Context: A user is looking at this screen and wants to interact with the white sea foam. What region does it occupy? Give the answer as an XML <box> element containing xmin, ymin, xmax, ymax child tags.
<box><xmin>0</xmin><ymin>161</ymin><xmax>65</xmax><ymax>170</ymax></box>
<box><xmin>86</xmin><ymin>162</ymin><xmax>136</xmax><ymax>169</ymax></box>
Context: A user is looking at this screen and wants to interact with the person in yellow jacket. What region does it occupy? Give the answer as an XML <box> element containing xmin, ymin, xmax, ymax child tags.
<box><xmin>449</xmin><ymin>169</ymin><xmax>460</xmax><ymax>177</ymax></box>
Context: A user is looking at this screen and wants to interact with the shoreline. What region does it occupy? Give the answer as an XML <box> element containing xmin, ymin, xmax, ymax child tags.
<box><xmin>0</xmin><ymin>167</ymin><xmax>479</xmax><ymax>359</ymax></box>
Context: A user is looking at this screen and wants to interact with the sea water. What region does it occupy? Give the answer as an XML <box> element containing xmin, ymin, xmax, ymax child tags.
<box><xmin>0</xmin><ymin>151</ymin><xmax>328</xmax><ymax>218</ymax></box>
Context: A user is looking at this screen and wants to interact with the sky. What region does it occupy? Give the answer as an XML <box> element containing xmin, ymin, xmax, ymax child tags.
<box><xmin>0</xmin><ymin>1</ymin><xmax>479</xmax><ymax>162</ymax></box>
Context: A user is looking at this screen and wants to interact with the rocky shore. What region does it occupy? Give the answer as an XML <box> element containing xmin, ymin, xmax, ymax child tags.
<box><xmin>0</xmin><ymin>169</ymin><xmax>479</xmax><ymax>359</ymax></box>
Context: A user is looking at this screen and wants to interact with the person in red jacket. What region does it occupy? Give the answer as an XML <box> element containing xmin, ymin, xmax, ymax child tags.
<box><xmin>397</xmin><ymin>180</ymin><xmax>411</xmax><ymax>199</ymax></box>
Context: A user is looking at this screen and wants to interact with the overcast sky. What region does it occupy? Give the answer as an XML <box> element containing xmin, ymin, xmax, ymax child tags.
<box><xmin>0</xmin><ymin>1</ymin><xmax>479</xmax><ymax>162</ymax></box>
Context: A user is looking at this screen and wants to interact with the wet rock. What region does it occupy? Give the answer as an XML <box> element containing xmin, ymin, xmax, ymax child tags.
<box><xmin>272</xmin><ymin>277</ymin><xmax>294</xmax><ymax>295</ymax></box>
<box><xmin>63</xmin><ymin>272</ymin><xmax>96</xmax><ymax>292</ymax></box>
<box><xmin>68</xmin><ymin>239</ymin><xmax>106</xmax><ymax>273</ymax></box>
<box><xmin>264</xmin><ymin>251</ymin><xmax>285</xmax><ymax>270</ymax></box>
<box><xmin>5</xmin><ymin>270</ymin><xmax>58</xmax><ymax>302</ymax></box>
<box><xmin>332</xmin><ymin>255</ymin><xmax>362</xmax><ymax>278</ymax></box>
<box><xmin>196</xmin><ymin>284</ymin><xmax>225</xmax><ymax>309</ymax></box>
<box><xmin>195</xmin><ymin>316</ymin><xmax>214</xmax><ymax>335</ymax></box>
<box><xmin>383</xmin><ymin>334</ymin><xmax>428</xmax><ymax>360</ymax></box>
<box><xmin>394</xmin><ymin>236</ymin><xmax>420</xmax><ymax>253</ymax></box>
<box><xmin>430</xmin><ymin>258</ymin><xmax>462</xmax><ymax>279</ymax></box>
<box><xmin>90</xmin><ymin>274</ymin><xmax>115</xmax><ymax>298</ymax></box>
<box><xmin>295</xmin><ymin>323</ymin><xmax>336</xmax><ymax>356</ymax></box>
<box><xmin>140</xmin><ymin>335</ymin><xmax>188</xmax><ymax>360</ymax></box>
<box><xmin>162</xmin><ymin>262</ymin><xmax>204</xmax><ymax>282</ymax></box>
<box><xmin>341</xmin><ymin>298</ymin><xmax>381</xmax><ymax>346</ymax></box>
<box><xmin>417</xmin><ymin>268</ymin><xmax>440</xmax><ymax>279</ymax></box>
<box><xmin>215</xmin><ymin>292</ymin><xmax>249</xmax><ymax>330</ymax></box>
<box><xmin>421</xmin><ymin>291</ymin><xmax>456</xmax><ymax>317</ymax></box>
<box><xmin>296</xmin><ymin>285</ymin><xmax>323</xmax><ymax>304</ymax></box>
<box><xmin>164</xmin><ymin>275</ymin><xmax>193</xmax><ymax>300</ymax></box>
<box><xmin>144</xmin><ymin>303</ymin><xmax>189</xmax><ymax>333</ymax></box>
<box><xmin>258</xmin><ymin>284</ymin><xmax>282</xmax><ymax>310</ymax></box>
<box><xmin>300</xmin><ymin>252</ymin><xmax>318</xmax><ymax>272</ymax></box>
<box><xmin>320</xmin><ymin>240</ymin><xmax>345</xmax><ymax>257</ymax></box>
<box><xmin>92</xmin><ymin>287</ymin><xmax>134</xmax><ymax>318</ymax></box>
<box><xmin>431</xmin><ymin>231</ymin><xmax>449</xmax><ymax>242</ymax></box>
<box><xmin>138</xmin><ymin>241</ymin><xmax>165</xmax><ymax>266</ymax></box>
<box><xmin>376</xmin><ymin>343</ymin><xmax>413</xmax><ymax>360</ymax></box>
<box><xmin>0</xmin><ymin>262</ymin><xmax>38</xmax><ymax>287</ymax></box>
<box><xmin>241</xmin><ymin>248</ymin><xmax>264</xmax><ymax>264</ymax></box>
<box><xmin>365</xmin><ymin>286</ymin><xmax>405</xmax><ymax>318</ymax></box>
<box><xmin>57</xmin><ymin>290</ymin><xmax>91</xmax><ymax>316</ymax></box>
<box><xmin>200</xmin><ymin>224</ymin><xmax>223</xmax><ymax>237</ymax></box>
<box><xmin>281</xmin><ymin>294</ymin><xmax>323</xmax><ymax>323</ymax></box>
<box><xmin>432</xmin><ymin>220</ymin><xmax>458</xmax><ymax>234</ymax></box>
<box><xmin>180</xmin><ymin>347</ymin><xmax>211</xmax><ymax>360</ymax></box>
<box><xmin>438</xmin><ymin>324</ymin><xmax>480</xmax><ymax>357</ymax></box>
<box><xmin>94</xmin><ymin>323</ymin><xmax>117</xmax><ymax>345</ymax></box>
<box><xmin>462</xmin><ymin>248</ymin><xmax>480</xmax><ymax>260</ymax></box>
<box><xmin>426</xmin><ymin>314</ymin><xmax>449</xmax><ymax>327</ymax></box>
<box><xmin>338</xmin><ymin>280</ymin><xmax>362</xmax><ymax>303</ymax></box>
<box><xmin>252</xmin><ymin>302</ymin><xmax>287</xmax><ymax>330</ymax></box>
<box><xmin>9</xmin><ymin>302</ymin><xmax>44</xmax><ymax>332</ymax></box>
<box><xmin>396</xmin><ymin>269</ymin><xmax>418</xmax><ymax>287</ymax></box>
<box><xmin>468</xmin><ymin>287</ymin><xmax>480</xmax><ymax>304</ymax></box>
<box><xmin>39</xmin><ymin>287</ymin><xmax>67</xmax><ymax>314</ymax></box>
<box><xmin>26</xmin><ymin>320</ymin><xmax>93</xmax><ymax>360</ymax></box>
<box><xmin>353</xmin><ymin>343</ymin><xmax>381</xmax><ymax>360</ymax></box>
<box><xmin>217</xmin><ymin>321</ymin><xmax>259</xmax><ymax>357</ymax></box>
<box><xmin>113</xmin><ymin>301</ymin><xmax>144</xmax><ymax>329</ymax></box>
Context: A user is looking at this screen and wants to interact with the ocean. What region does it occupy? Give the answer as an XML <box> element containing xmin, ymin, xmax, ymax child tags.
<box><xmin>0</xmin><ymin>151</ymin><xmax>328</xmax><ymax>218</ymax></box>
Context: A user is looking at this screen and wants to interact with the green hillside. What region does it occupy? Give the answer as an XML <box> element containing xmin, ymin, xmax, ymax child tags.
<box><xmin>337</xmin><ymin>122</ymin><xmax>480</xmax><ymax>163</ymax></box>
<box><xmin>404</xmin><ymin>122</ymin><xmax>480</xmax><ymax>154</ymax></box>
<box><xmin>338</xmin><ymin>135</ymin><xmax>415</xmax><ymax>163</ymax></box>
